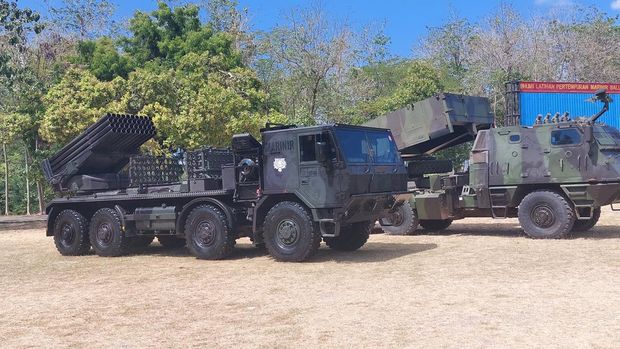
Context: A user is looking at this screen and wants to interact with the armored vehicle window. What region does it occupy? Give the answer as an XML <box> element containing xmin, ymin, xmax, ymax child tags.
<box><xmin>299</xmin><ymin>133</ymin><xmax>335</xmax><ymax>162</ymax></box>
<box><xmin>300</xmin><ymin>135</ymin><xmax>317</xmax><ymax>161</ymax></box>
<box><xmin>367</xmin><ymin>132</ymin><xmax>400</xmax><ymax>163</ymax></box>
<box><xmin>551</xmin><ymin>129</ymin><xmax>581</xmax><ymax>146</ymax></box>
<box><xmin>509</xmin><ymin>134</ymin><xmax>521</xmax><ymax>143</ymax></box>
<box><xmin>334</xmin><ymin>129</ymin><xmax>400</xmax><ymax>164</ymax></box>
<box><xmin>335</xmin><ymin>129</ymin><xmax>368</xmax><ymax>163</ymax></box>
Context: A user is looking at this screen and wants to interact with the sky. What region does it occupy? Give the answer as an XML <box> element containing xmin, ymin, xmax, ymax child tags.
<box><xmin>20</xmin><ymin>0</ymin><xmax>620</xmax><ymax>57</ymax></box>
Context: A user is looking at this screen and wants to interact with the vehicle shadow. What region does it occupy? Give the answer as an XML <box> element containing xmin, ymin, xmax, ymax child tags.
<box><xmin>134</xmin><ymin>241</ymin><xmax>437</xmax><ymax>262</ymax></box>
<box><xmin>391</xmin><ymin>222</ymin><xmax>620</xmax><ymax>240</ymax></box>
<box><xmin>412</xmin><ymin>222</ymin><xmax>525</xmax><ymax>238</ymax></box>
<box><xmin>570</xmin><ymin>225</ymin><xmax>620</xmax><ymax>240</ymax></box>
<box><xmin>311</xmin><ymin>242</ymin><xmax>437</xmax><ymax>263</ymax></box>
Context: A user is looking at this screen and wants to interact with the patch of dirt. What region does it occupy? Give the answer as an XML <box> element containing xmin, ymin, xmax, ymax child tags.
<box><xmin>1</xmin><ymin>209</ymin><xmax>618</xmax><ymax>348</ymax></box>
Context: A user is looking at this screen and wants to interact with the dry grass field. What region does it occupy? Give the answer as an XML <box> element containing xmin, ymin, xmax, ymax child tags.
<box><xmin>1</xmin><ymin>209</ymin><xmax>619</xmax><ymax>348</ymax></box>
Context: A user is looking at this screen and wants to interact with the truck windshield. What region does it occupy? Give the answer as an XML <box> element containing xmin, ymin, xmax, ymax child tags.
<box><xmin>334</xmin><ymin>129</ymin><xmax>400</xmax><ymax>164</ymax></box>
<box><xmin>594</xmin><ymin>125</ymin><xmax>620</xmax><ymax>147</ymax></box>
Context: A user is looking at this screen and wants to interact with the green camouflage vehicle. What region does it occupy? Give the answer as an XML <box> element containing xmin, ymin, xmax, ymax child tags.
<box><xmin>43</xmin><ymin>118</ymin><xmax>410</xmax><ymax>262</ymax></box>
<box><xmin>367</xmin><ymin>90</ymin><xmax>620</xmax><ymax>238</ymax></box>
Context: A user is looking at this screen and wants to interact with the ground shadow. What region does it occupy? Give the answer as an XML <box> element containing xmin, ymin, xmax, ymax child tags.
<box><xmin>128</xmin><ymin>241</ymin><xmax>437</xmax><ymax>262</ymax></box>
<box><xmin>570</xmin><ymin>225</ymin><xmax>620</xmax><ymax>240</ymax></box>
<box><xmin>388</xmin><ymin>221</ymin><xmax>620</xmax><ymax>240</ymax></box>
<box><xmin>310</xmin><ymin>242</ymin><xmax>437</xmax><ymax>264</ymax></box>
<box><xmin>413</xmin><ymin>222</ymin><xmax>525</xmax><ymax>238</ymax></box>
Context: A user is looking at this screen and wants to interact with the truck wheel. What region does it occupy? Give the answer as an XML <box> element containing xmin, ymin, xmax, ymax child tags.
<box><xmin>380</xmin><ymin>202</ymin><xmax>419</xmax><ymax>235</ymax></box>
<box><xmin>419</xmin><ymin>219</ymin><xmax>452</xmax><ymax>231</ymax></box>
<box><xmin>53</xmin><ymin>209</ymin><xmax>90</xmax><ymax>256</ymax></box>
<box><xmin>518</xmin><ymin>190</ymin><xmax>575</xmax><ymax>239</ymax></box>
<box><xmin>89</xmin><ymin>208</ymin><xmax>127</xmax><ymax>257</ymax></box>
<box><xmin>185</xmin><ymin>205</ymin><xmax>235</xmax><ymax>260</ymax></box>
<box><xmin>157</xmin><ymin>236</ymin><xmax>186</xmax><ymax>249</ymax></box>
<box><xmin>263</xmin><ymin>201</ymin><xmax>321</xmax><ymax>262</ymax></box>
<box><xmin>571</xmin><ymin>207</ymin><xmax>601</xmax><ymax>232</ymax></box>
<box><xmin>324</xmin><ymin>221</ymin><xmax>371</xmax><ymax>251</ymax></box>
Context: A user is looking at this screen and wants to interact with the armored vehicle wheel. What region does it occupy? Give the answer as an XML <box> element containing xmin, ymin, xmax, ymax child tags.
<box><xmin>89</xmin><ymin>208</ymin><xmax>127</xmax><ymax>257</ymax></box>
<box><xmin>128</xmin><ymin>236</ymin><xmax>155</xmax><ymax>251</ymax></box>
<box><xmin>572</xmin><ymin>207</ymin><xmax>601</xmax><ymax>232</ymax></box>
<box><xmin>419</xmin><ymin>219</ymin><xmax>452</xmax><ymax>231</ymax></box>
<box><xmin>185</xmin><ymin>205</ymin><xmax>235</xmax><ymax>260</ymax></box>
<box><xmin>324</xmin><ymin>221</ymin><xmax>371</xmax><ymax>251</ymax></box>
<box><xmin>157</xmin><ymin>236</ymin><xmax>186</xmax><ymax>249</ymax></box>
<box><xmin>53</xmin><ymin>209</ymin><xmax>90</xmax><ymax>256</ymax></box>
<box><xmin>263</xmin><ymin>201</ymin><xmax>321</xmax><ymax>262</ymax></box>
<box><xmin>380</xmin><ymin>202</ymin><xmax>419</xmax><ymax>235</ymax></box>
<box><xmin>518</xmin><ymin>190</ymin><xmax>575</xmax><ymax>239</ymax></box>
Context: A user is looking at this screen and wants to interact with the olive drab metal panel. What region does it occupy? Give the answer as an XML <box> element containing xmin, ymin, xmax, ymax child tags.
<box><xmin>363</xmin><ymin>93</ymin><xmax>494</xmax><ymax>155</ymax></box>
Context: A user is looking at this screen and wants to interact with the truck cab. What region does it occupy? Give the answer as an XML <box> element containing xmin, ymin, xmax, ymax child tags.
<box><xmin>240</xmin><ymin>124</ymin><xmax>409</xmax><ymax>243</ymax></box>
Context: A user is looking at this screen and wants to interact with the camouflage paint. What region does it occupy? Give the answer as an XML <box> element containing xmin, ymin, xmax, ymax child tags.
<box><xmin>364</xmin><ymin>93</ymin><xmax>494</xmax><ymax>156</ymax></box>
<box><xmin>371</xmin><ymin>91</ymin><xmax>620</xmax><ymax>223</ymax></box>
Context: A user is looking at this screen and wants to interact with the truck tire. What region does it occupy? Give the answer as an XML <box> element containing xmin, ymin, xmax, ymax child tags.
<box><xmin>185</xmin><ymin>205</ymin><xmax>235</xmax><ymax>260</ymax></box>
<box><xmin>324</xmin><ymin>221</ymin><xmax>371</xmax><ymax>251</ymax></box>
<box><xmin>89</xmin><ymin>208</ymin><xmax>128</xmax><ymax>257</ymax></box>
<box><xmin>53</xmin><ymin>209</ymin><xmax>90</xmax><ymax>256</ymax></box>
<box><xmin>263</xmin><ymin>201</ymin><xmax>321</xmax><ymax>262</ymax></box>
<box><xmin>571</xmin><ymin>207</ymin><xmax>601</xmax><ymax>232</ymax></box>
<box><xmin>380</xmin><ymin>202</ymin><xmax>419</xmax><ymax>235</ymax></box>
<box><xmin>157</xmin><ymin>236</ymin><xmax>186</xmax><ymax>249</ymax></box>
<box><xmin>518</xmin><ymin>190</ymin><xmax>575</xmax><ymax>239</ymax></box>
<box><xmin>419</xmin><ymin>219</ymin><xmax>452</xmax><ymax>231</ymax></box>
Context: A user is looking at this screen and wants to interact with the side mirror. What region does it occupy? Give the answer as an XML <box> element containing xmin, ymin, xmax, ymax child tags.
<box><xmin>315</xmin><ymin>141</ymin><xmax>329</xmax><ymax>164</ymax></box>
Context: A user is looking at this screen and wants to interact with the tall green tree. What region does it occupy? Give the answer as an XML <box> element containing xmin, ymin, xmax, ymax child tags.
<box><xmin>0</xmin><ymin>112</ymin><xmax>28</xmax><ymax>214</ymax></box>
<box><xmin>41</xmin><ymin>1</ymin><xmax>284</xmax><ymax>150</ymax></box>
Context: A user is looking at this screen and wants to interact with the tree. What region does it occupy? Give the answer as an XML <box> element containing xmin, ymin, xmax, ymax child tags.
<box><xmin>49</xmin><ymin>0</ymin><xmax>115</xmax><ymax>39</ymax></box>
<box><xmin>75</xmin><ymin>37</ymin><xmax>133</xmax><ymax>80</ymax></box>
<box><xmin>40</xmin><ymin>68</ymin><xmax>125</xmax><ymax>144</ymax></box>
<box><xmin>41</xmin><ymin>2</ymin><xmax>284</xmax><ymax>150</ymax></box>
<box><xmin>419</xmin><ymin>15</ymin><xmax>473</xmax><ymax>92</ymax></box>
<box><xmin>0</xmin><ymin>113</ymin><xmax>28</xmax><ymax>215</ymax></box>
<box><xmin>353</xmin><ymin>60</ymin><xmax>443</xmax><ymax>122</ymax></box>
<box><xmin>261</xmin><ymin>4</ymin><xmax>356</xmax><ymax>124</ymax></box>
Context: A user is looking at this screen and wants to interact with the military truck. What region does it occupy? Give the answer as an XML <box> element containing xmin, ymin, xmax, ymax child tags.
<box><xmin>367</xmin><ymin>90</ymin><xmax>620</xmax><ymax>238</ymax></box>
<box><xmin>43</xmin><ymin>116</ymin><xmax>410</xmax><ymax>262</ymax></box>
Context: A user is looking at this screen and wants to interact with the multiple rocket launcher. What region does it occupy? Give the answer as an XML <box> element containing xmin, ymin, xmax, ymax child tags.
<box><xmin>42</xmin><ymin>114</ymin><xmax>156</xmax><ymax>191</ymax></box>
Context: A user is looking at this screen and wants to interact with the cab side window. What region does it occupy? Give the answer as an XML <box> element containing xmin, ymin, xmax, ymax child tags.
<box><xmin>299</xmin><ymin>133</ymin><xmax>335</xmax><ymax>162</ymax></box>
<box><xmin>300</xmin><ymin>135</ymin><xmax>317</xmax><ymax>161</ymax></box>
<box><xmin>551</xmin><ymin>129</ymin><xmax>581</xmax><ymax>146</ymax></box>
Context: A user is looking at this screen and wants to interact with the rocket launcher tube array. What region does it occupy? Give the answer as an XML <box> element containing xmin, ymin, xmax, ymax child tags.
<box><xmin>43</xmin><ymin>114</ymin><xmax>156</xmax><ymax>187</ymax></box>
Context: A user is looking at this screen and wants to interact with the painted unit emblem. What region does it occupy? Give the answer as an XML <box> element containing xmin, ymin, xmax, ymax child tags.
<box><xmin>274</xmin><ymin>158</ymin><xmax>287</xmax><ymax>172</ymax></box>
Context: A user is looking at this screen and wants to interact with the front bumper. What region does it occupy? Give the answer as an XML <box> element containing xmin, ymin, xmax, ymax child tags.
<box><xmin>339</xmin><ymin>191</ymin><xmax>413</xmax><ymax>225</ymax></box>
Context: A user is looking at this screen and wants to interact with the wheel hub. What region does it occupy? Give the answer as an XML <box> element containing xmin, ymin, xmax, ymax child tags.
<box><xmin>531</xmin><ymin>204</ymin><xmax>556</xmax><ymax>228</ymax></box>
<box><xmin>196</xmin><ymin>221</ymin><xmax>216</xmax><ymax>247</ymax></box>
<box><xmin>388</xmin><ymin>209</ymin><xmax>404</xmax><ymax>227</ymax></box>
<box><xmin>96</xmin><ymin>222</ymin><xmax>114</xmax><ymax>245</ymax></box>
<box><xmin>60</xmin><ymin>223</ymin><xmax>75</xmax><ymax>246</ymax></box>
<box><xmin>276</xmin><ymin>219</ymin><xmax>300</xmax><ymax>247</ymax></box>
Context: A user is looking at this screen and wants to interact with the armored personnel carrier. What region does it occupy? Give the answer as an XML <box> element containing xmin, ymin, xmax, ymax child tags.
<box><xmin>43</xmin><ymin>117</ymin><xmax>410</xmax><ymax>261</ymax></box>
<box><xmin>368</xmin><ymin>90</ymin><xmax>620</xmax><ymax>238</ymax></box>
